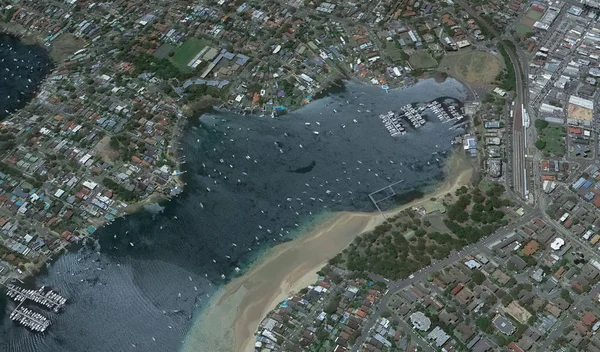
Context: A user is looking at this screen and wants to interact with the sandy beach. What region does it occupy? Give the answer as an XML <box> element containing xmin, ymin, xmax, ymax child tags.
<box><xmin>182</xmin><ymin>152</ymin><xmax>474</xmax><ymax>352</ymax></box>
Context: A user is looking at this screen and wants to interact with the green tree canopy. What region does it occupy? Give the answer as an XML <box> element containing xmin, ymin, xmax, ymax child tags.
<box><xmin>535</xmin><ymin>140</ymin><xmax>546</xmax><ymax>150</ymax></box>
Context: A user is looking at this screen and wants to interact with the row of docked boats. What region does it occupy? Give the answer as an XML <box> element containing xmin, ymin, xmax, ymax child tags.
<box><xmin>378</xmin><ymin>101</ymin><xmax>467</xmax><ymax>137</ymax></box>
<box><xmin>379</xmin><ymin>111</ymin><xmax>406</xmax><ymax>137</ymax></box>
<box><xmin>426</xmin><ymin>101</ymin><xmax>451</xmax><ymax>122</ymax></box>
<box><xmin>424</xmin><ymin>101</ymin><xmax>465</xmax><ymax>123</ymax></box>
<box><xmin>10</xmin><ymin>306</ymin><xmax>51</xmax><ymax>332</ymax></box>
<box><xmin>399</xmin><ymin>105</ymin><xmax>426</xmax><ymax>128</ymax></box>
<box><xmin>6</xmin><ymin>284</ymin><xmax>67</xmax><ymax>313</ymax></box>
<box><xmin>6</xmin><ymin>283</ymin><xmax>68</xmax><ymax>332</ymax></box>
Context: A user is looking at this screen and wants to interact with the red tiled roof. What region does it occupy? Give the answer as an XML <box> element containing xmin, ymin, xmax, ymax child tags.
<box><xmin>508</xmin><ymin>342</ymin><xmax>524</xmax><ymax>352</ymax></box>
<box><xmin>522</xmin><ymin>240</ymin><xmax>539</xmax><ymax>256</ymax></box>
<box><xmin>582</xmin><ymin>312</ymin><xmax>596</xmax><ymax>326</ymax></box>
<box><xmin>451</xmin><ymin>283</ymin><xmax>464</xmax><ymax>295</ymax></box>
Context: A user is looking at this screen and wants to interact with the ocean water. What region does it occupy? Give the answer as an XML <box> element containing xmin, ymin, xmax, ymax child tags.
<box><xmin>0</xmin><ymin>79</ymin><xmax>467</xmax><ymax>351</ymax></box>
<box><xmin>0</xmin><ymin>34</ymin><xmax>51</xmax><ymax>118</ymax></box>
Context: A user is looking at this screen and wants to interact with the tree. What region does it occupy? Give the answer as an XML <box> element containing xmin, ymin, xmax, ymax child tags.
<box><xmin>560</xmin><ymin>289</ymin><xmax>574</xmax><ymax>304</ymax></box>
<box><xmin>485</xmin><ymin>294</ymin><xmax>498</xmax><ymax>306</ymax></box>
<box><xmin>476</xmin><ymin>317</ymin><xmax>494</xmax><ymax>334</ymax></box>
<box><xmin>535</xmin><ymin>139</ymin><xmax>546</xmax><ymax>150</ymax></box>
<box><xmin>324</xmin><ymin>295</ymin><xmax>340</xmax><ymax>314</ymax></box>
<box><xmin>471</xmin><ymin>269</ymin><xmax>486</xmax><ymax>285</ymax></box>
<box><xmin>534</xmin><ymin>119</ymin><xmax>548</xmax><ymax>129</ymax></box>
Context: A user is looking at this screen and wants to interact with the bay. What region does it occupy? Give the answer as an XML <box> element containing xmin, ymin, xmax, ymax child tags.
<box><xmin>0</xmin><ymin>33</ymin><xmax>51</xmax><ymax>118</ymax></box>
<box><xmin>0</xmin><ymin>78</ymin><xmax>468</xmax><ymax>351</ymax></box>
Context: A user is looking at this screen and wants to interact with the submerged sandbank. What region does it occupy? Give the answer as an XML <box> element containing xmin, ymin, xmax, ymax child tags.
<box><xmin>182</xmin><ymin>151</ymin><xmax>474</xmax><ymax>352</ymax></box>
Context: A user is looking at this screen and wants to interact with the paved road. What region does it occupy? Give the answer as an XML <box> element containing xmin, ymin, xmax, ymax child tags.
<box><xmin>540</xmin><ymin>282</ymin><xmax>600</xmax><ymax>350</ymax></box>
<box><xmin>397</xmin><ymin>319</ymin><xmax>436</xmax><ymax>352</ymax></box>
<box><xmin>349</xmin><ymin>5</ymin><xmax>541</xmax><ymax>350</ymax></box>
<box><xmin>350</xmin><ymin>213</ymin><xmax>537</xmax><ymax>351</ymax></box>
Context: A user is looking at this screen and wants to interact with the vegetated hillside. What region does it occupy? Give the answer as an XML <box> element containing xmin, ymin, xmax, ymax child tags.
<box><xmin>331</xmin><ymin>184</ymin><xmax>510</xmax><ymax>280</ymax></box>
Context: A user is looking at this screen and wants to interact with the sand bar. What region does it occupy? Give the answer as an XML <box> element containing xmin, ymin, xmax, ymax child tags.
<box><xmin>183</xmin><ymin>152</ymin><xmax>474</xmax><ymax>352</ymax></box>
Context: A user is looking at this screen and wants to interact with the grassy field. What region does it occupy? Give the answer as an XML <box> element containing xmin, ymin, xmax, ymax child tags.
<box><xmin>171</xmin><ymin>38</ymin><xmax>210</xmax><ymax>71</ymax></box>
<box><xmin>408</xmin><ymin>50</ymin><xmax>438</xmax><ymax>69</ymax></box>
<box><xmin>539</xmin><ymin>123</ymin><xmax>566</xmax><ymax>156</ymax></box>
<box><xmin>439</xmin><ymin>49</ymin><xmax>503</xmax><ymax>88</ymax></box>
<box><xmin>49</xmin><ymin>33</ymin><xmax>86</xmax><ymax>62</ymax></box>
<box><xmin>383</xmin><ymin>41</ymin><xmax>407</xmax><ymax>63</ymax></box>
<box><xmin>526</xmin><ymin>9</ymin><xmax>543</xmax><ymax>20</ymax></box>
<box><xmin>514</xmin><ymin>24</ymin><xmax>532</xmax><ymax>35</ymax></box>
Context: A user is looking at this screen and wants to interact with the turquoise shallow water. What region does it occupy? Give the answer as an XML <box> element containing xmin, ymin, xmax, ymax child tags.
<box><xmin>0</xmin><ymin>79</ymin><xmax>467</xmax><ymax>352</ymax></box>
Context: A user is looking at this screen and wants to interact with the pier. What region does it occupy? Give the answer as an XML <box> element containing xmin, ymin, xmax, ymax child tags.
<box><xmin>379</xmin><ymin>111</ymin><xmax>406</xmax><ymax>137</ymax></box>
<box><xmin>9</xmin><ymin>305</ymin><xmax>51</xmax><ymax>332</ymax></box>
<box><xmin>369</xmin><ymin>180</ymin><xmax>405</xmax><ymax>218</ymax></box>
<box><xmin>6</xmin><ymin>284</ymin><xmax>67</xmax><ymax>313</ymax></box>
<box><xmin>378</xmin><ymin>101</ymin><xmax>466</xmax><ymax>137</ymax></box>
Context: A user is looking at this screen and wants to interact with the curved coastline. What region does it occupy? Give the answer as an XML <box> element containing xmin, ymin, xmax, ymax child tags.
<box><xmin>0</xmin><ymin>32</ymin><xmax>53</xmax><ymax>119</ymax></box>
<box><xmin>182</xmin><ymin>151</ymin><xmax>474</xmax><ymax>352</ymax></box>
<box><xmin>0</xmin><ymin>32</ymin><xmax>475</xmax><ymax>350</ymax></box>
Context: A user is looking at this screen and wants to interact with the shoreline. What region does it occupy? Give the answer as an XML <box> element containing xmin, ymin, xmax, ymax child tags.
<box><xmin>182</xmin><ymin>150</ymin><xmax>475</xmax><ymax>352</ymax></box>
<box><xmin>2</xmin><ymin>29</ymin><xmax>479</xmax><ymax>349</ymax></box>
<box><xmin>0</xmin><ymin>32</ymin><xmax>187</xmax><ymax>284</ymax></box>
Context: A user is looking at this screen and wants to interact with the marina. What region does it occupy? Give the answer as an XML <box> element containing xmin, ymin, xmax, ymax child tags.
<box><xmin>9</xmin><ymin>306</ymin><xmax>51</xmax><ymax>333</ymax></box>
<box><xmin>6</xmin><ymin>284</ymin><xmax>67</xmax><ymax>313</ymax></box>
<box><xmin>0</xmin><ymin>78</ymin><xmax>468</xmax><ymax>352</ymax></box>
<box><xmin>399</xmin><ymin>104</ymin><xmax>427</xmax><ymax>129</ymax></box>
<box><xmin>378</xmin><ymin>111</ymin><xmax>406</xmax><ymax>137</ymax></box>
<box><xmin>4</xmin><ymin>283</ymin><xmax>68</xmax><ymax>333</ymax></box>
<box><xmin>378</xmin><ymin>100</ymin><xmax>466</xmax><ymax>137</ymax></box>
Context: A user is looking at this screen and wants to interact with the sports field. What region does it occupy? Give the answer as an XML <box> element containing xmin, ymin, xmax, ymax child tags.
<box><xmin>171</xmin><ymin>38</ymin><xmax>210</xmax><ymax>71</ymax></box>
<box><xmin>515</xmin><ymin>8</ymin><xmax>543</xmax><ymax>35</ymax></box>
<box><xmin>514</xmin><ymin>24</ymin><xmax>532</xmax><ymax>35</ymax></box>
<box><xmin>408</xmin><ymin>51</ymin><xmax>438</xmax><ymax>69</ymax></box>
<box><xmin>383</xmin><ymin>42</ymin><xmax>407</xmax><ymax>63</ymax></box>
<box><xmin>526</xmin><ymin>9</ymin><xmax>543</xmax><ymax>20</ymax></box>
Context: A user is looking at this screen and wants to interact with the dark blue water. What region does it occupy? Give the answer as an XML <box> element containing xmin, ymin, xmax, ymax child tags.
<box><xmin>0</xmin><ymin>79</ymin><xmax>468</xmax><ymax>351</ymax></box>
<box><xmin>0</xmin><ymin>33</ymin><xmax>51</xmax><ymax>118</ymax></box>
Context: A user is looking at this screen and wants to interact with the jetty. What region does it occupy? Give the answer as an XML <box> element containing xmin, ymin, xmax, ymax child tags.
<box><xmin>378</xmin><ymin>101</ymin><xmax>466</xmax><ymax>135</ymax></box>
<box><xmin>399</xmin><ymin>105</ymin><xmax>426</xmax><ymax>128</ymax></box>
<box><xmin>6</xmin><ymin>284</ymin><xmax>67</xmax><ymax>313</ymax></box>
<box><xmin>9</xmin><ymin>306</ymin><xmax>51</xmax><ymax>332</ymax></box>
<box><xmin>378</xmin><ymin>111</ymin><xmax>406</xmax><ymax>137</ymax></box>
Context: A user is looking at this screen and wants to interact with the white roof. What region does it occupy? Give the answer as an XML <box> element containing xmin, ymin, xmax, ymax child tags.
<box><xmin>551</xmin><ymin>237</ymin><xmax>565</xmax><ymax>250</ymax></box>
<box><xmin>464</xmin><ymin>259</ymin><xmax>482</xmax><ymax>269</ymax></box>
<box><xmin>83</xmin><ymin>181</ymin><xmax>98</xmax><ymax>190</ymax></box>
<box><xmin>569</xmin><ymin>95</ymin><xmax>594</xmax><ymax>110</ymax></box>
